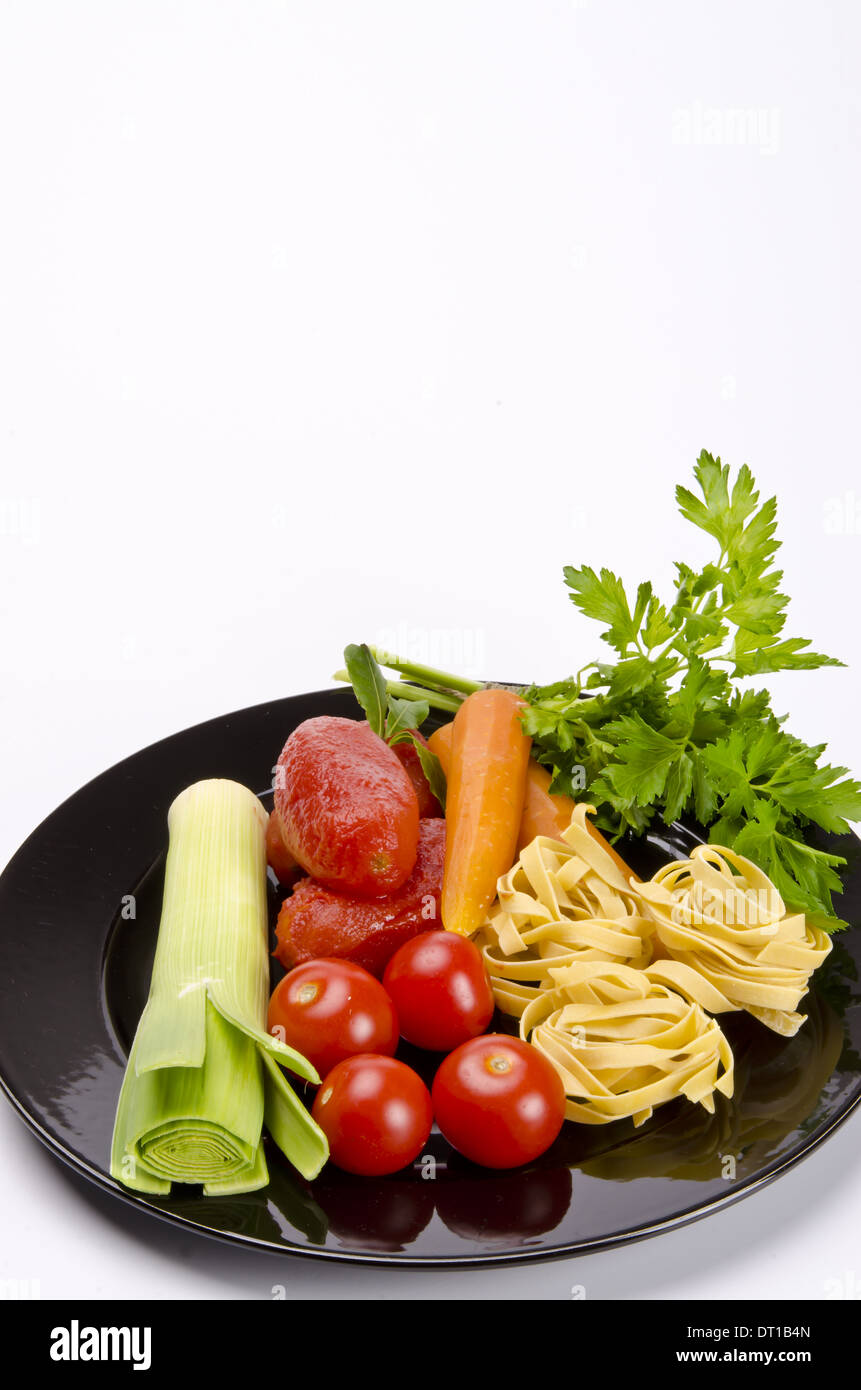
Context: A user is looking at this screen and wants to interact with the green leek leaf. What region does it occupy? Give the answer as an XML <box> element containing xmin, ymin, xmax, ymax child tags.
<box><xmin>111</xmin><ymin>779</ymin><xmax>327</xmax><ymax>1195</ymax></box>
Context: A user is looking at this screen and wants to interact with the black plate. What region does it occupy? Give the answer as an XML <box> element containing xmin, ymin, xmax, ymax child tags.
<box><xmin>1</xmin><ymin>688</ymin><xmax>861</xmax><ymax>1267</ymax></box>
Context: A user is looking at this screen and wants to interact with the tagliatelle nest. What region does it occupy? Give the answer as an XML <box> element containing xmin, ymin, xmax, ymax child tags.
<box><xmin>636</xmin><ymin>846</ymin><xmax>832</xmax><ymax>1037</ymax></box>
<box><xmin>475</xmin><ymin>806</ymin><xmax>833</xmax><ymax>1127</ymax></box>
<box><xmin>475</xmin><ymin>804</ymin><xmax>655</xmax><ymax>1018</ymax></box>
<box><xmin>520</xmin><ymin>960</ymin><xmax>734</xmax><ymax>1127</ymax></box>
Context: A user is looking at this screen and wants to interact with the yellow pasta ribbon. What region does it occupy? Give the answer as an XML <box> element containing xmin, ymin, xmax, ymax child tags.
<box><xmin>637</xmin><ymin>845</ymin><xmax>832</xmax><ymax>1037</ymax></box>
<box><xmin>475</xmin><ymin>806</ymin><xmax>832</xmax><ymax>1127</ymax></box>
<box><xmin>520</xmin><ymin>961</ymin><xmax>734</xmax><ymax>1127</ymax></box>
<box><xmin>475</xmin><ymin>804</ymin><xmax>655</xmax><ymax>1018</ymax></box>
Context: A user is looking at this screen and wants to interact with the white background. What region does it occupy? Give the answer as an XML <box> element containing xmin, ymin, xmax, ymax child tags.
<box><xmin>1</xmin><ymin>0</ymin><xmax>860</xmax><ymax>1300</ymax></box>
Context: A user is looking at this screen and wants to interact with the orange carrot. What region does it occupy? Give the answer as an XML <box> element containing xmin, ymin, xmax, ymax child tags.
<box><xmin>518</xmin><ymin>760</ymin><xmax>639</xmax><ymax>881</ymax></box>
<box><xmin>429</xmin><ymin>720</ymin><xmax>639</xmax><ymax>883</ymax></box>
<box><xmin>426</xmin><ymin>721</ymin><xmax>450</xmax><ymax>766</ymax></box>
<box><xmin>514</xmin><ymin>758</ymin><xmax>577</xmax><ymax>851</ymax></box>
<box><xmin>437</xmin><ymin>689</ymin><xmax>532</xmax><ymax>937</ymax></box>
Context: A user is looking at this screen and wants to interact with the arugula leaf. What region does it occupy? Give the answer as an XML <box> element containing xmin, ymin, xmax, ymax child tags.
<box><xmin>342</xmin><ymin>644</ymin><xmax>445</xmax><ymax>808</ymax></box>
<box><xmin>343</xmin><ymin>643</ymin><xmax>388</xmax><ymax>737</ymax></box>
<box><xmin>385</xmin><ymin>696</ymin><xmax>429</xmax><ymax>743</ymax></box>
<box><xmin>385</xmin><ymin>725</ymin><xmax>448</xmax><ymax>812</ymax></box>
<box><xmin>410</xmin><ymin>736</ymin><xmax>447</xmax><ymax>812</ymax></box>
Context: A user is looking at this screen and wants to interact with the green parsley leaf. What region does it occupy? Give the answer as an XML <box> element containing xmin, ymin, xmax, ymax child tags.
<box><xmin>563</xmin><ymin>567</ymin><xmax>649</xmax><ymax>654</ymax></box>
<box><xmin>524</xmin><ymin>453</ymin><xmax>853</xmax><ymax>928</ymax></box>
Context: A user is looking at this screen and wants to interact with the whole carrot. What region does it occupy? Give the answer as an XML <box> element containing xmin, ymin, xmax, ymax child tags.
<box><xmin>438</xmin><ymin>689</ymin><xmax>532</xmax><ymax>937</ymax></box>
<box><xmin>429</xmin><ymin>721</ymin><xmax>639</xmax><ymax>883</ymax></box>
<box><xmin>430</xmin><ymin>718</ymin><xmax>565</xmax><ymax>848</ymax></box>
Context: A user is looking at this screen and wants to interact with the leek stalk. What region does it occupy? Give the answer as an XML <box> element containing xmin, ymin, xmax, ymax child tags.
<box><xmin>110</xmin><ymin>779</ymin><xmax>327</xmax><ymax>1195</ymax></box>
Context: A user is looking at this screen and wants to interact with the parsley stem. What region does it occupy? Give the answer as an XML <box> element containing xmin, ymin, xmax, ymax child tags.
<box><xmin>366</xmin><ymin>647</ymin><xmax>484</xmax><ymax>696</ymax></box>
<box><xmin>575</xmin><ymin>661</ymin><xmax>600</xmax><ymax>688</ymax></box>
<box><xmin>332</xmin><ymin>670</ymin><xmax>462</xmax><ymax>715</ymax></box>
<box><xmin>383</xmin><ymin>679</ymin><xmax>462</xmax><ymax>713</ymax></box>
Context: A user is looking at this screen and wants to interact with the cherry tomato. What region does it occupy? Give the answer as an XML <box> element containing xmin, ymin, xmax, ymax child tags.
<box><xmin>312</xmin><ymin>1055</ymin><xmax>433</xmax><ymax>1177</ymax></box>
<box><xmin>267</xmin><ymin>959</ymin><xmax>398</xmax><ymax>1078</ymax></box>
<box><xmin>432</xmin><ymin>1034</ymin><xmax>565</xmax><ymax>1169</ymax></box>
<box><xmin>383</xmin><ymin>930</ymin><xmax>495</xmax><ymax>1052</ymax></box>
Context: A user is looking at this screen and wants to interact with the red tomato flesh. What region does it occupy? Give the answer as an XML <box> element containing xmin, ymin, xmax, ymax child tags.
<box><xmin>274</xmin><ymin>716</ymin><xmax>420</xmax><ymax>898</ymax></box>
<box><xmin>274</xmin><ymin>818</ymin><xmax>445</xmax><ymax>978</ymax></box>
<box><xmin>390</xmin><ymin>731</ymin><xmax>442</xmax><ymax>818</ymax></box>
<box><xmin>265</xmin><ymin>808</ymin><xmax>299</xmax><ymax>884</ymax></box>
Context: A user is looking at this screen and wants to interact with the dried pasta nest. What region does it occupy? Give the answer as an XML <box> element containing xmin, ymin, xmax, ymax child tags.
<box><xmin>637</xmin><ymin>845</ymin><xmax>832</xmax><ymax>1037</ymax></box>
<box><xmin>475</xmin><ymin>804</ymin><xmax>655</xmax><ymax>1017</ymax></box>
<box><xmin>476</xmin><ymin>806</ymin><xmax>832</xmax><ymax>1128</ymax></box>
<box><xmin>519</xmin><ymin>960</ymin><xmax>734</xmax><ymax>1127</ymax></box>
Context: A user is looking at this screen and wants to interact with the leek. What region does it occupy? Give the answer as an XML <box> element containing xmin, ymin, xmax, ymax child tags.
<box><xmin>110</xmin><ymin>778</ymin><xmax>328</xmax><ymax>1195</ymax></box>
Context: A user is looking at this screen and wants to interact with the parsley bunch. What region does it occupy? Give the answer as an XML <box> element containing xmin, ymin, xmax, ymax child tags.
<box><xmin>521</xmin><ymin>452</ymin><xmax>861</xmax><ymax>930</ymax></box>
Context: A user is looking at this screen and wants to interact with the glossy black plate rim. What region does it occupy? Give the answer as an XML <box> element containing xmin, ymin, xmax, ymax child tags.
<box><xmin>0</xmin><ymin>689</ymin><xmax>859</xmax><ymax>1269</ymax></box>
<box><xmin>2</xmin><ymin>1062</ymin><xmax>860</xmax><ymax>1269</ymax></box>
